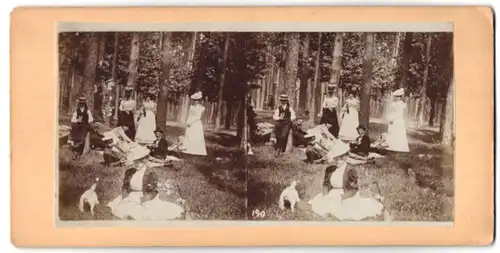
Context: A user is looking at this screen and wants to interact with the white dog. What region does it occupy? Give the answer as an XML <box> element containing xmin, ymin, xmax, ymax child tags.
<box><xmin>279</xmin><ymin>181</ymin><xmax>300</xmax><ymax>212</ymax></box>
<box><xmin>79</xmin><ymin>178</ymin><xmax>100</xmax><ymax>217</ymax></box>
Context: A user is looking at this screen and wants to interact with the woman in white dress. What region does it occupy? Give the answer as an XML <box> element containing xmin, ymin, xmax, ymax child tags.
<box><xmin>182</xmin><ymin>91</ymin><xmax>207</xmax><ymax>156</ymax></box>
<box><xmin>308</xmin><ymin>157</ymin><xmax>384</xmax><ymax>220</ymax></box>
<box><xmin>386</xmin><ymin>88</ymin><xmax>410</xmax><ymax>152</ymax></box>
<box><xmin>107</xmin><ymin>157</ymin><xmax>185</xmax><ymax>220</ymax></box>
<box><xmin>135</xmin><ymin>94</ymin><xmax>157</xmax><ymax>145</ymax></box>
<box><xmin>338</xmin><ymin>90</ymin><xmax>360</xmax><ymax>141</ymax></box>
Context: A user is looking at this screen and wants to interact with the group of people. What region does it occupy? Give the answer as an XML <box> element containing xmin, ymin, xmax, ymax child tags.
<box><xmin>69</xmin><ymin>88</ymin><xmax>209</xmax><ymax>163</ymax></box>
<box><xmin>271</xmin><ymin>84</ymin><xmax>410</xmax><ymax>160</ymax></box>
<box><xmin>67</xmin><ymin>88</ymin><xmax>212</xmax><ymax>220</ymax></box>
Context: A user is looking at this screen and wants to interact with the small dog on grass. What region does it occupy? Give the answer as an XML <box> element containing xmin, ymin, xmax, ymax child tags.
<box><xmin>79</xmin><ymin>178</ymin><xmax>100</xmax><ymax>217</ymax></box>
<box><xmin>279</xmin><ymin>181</ymin><xmax>300</xmax><ymax>212</ymax></box>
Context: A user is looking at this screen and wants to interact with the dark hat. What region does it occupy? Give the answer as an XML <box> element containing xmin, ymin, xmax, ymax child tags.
<box><xmin>279</xmin><ymin>94</ymin><xmax>289</xmax><ymax>101</ymax></box>
<box><xmin>327</xmin><ymin>84</ymin><xmax>337</xmax><ymax>90</ymax></box>
<box><xmin>77</xmin><ymin>96</ymin><xmax>87</xmax><ymax>104</ymax></box>
<box><xmin>154</xmin><ymin>128</ymin><xmax>163</xmax><ymax>134</ymax></box>
<box><xmin>356</xmin><ymin>125</ymin><xmax>366</xmax><ymax>131</ymax></box>
<box><xmin>124</xmin><ymin>86</ymin><xmax>134</xmax><ymax>93</ymax></box>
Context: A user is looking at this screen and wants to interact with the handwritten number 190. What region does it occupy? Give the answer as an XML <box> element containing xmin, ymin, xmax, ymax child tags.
<box><xmin>252</xmin><ymin>209</ymin><xmax>265</xmax><ymax>218</ymax></box>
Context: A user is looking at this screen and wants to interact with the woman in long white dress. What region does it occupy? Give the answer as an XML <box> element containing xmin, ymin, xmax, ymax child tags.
<box><xmin>338</xmin><ymin>91</ymin><xmax>360</xmax><ymax>141</ymax></box>
<box><xmin>107</xmin><ymin>157</ymin><xmax>185</xmax><ymax>220</ymax></box>
<box><xmin>308</xmin><ymin>158</ymin><xmax>384</xmax><ymax>220</ymax></box>
<box><xmin>182</xmin><ymin>91</ymin><xmax>207</xmax><ymax>156</ymax></box>
<box><xmin>386</xmin><ymin>88</ymin><xmax>410</xmax><ymax>152</ymax></box>
<box><xmin>135</xmin><ymin>94</ymin><xmax>157</xmax><ymax>145</ymax></box>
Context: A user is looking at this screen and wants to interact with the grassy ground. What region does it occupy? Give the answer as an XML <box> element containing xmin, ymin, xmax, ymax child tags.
<box><xmin>247</xmin><ymin>114</ymin><xmax>454</xmax><ymax>221</ymax></box>
<box><xmin>58</xmin><ymin>125</ymin><xmax>247</xmax><ymax>221</ymax></box>
<box><xmin>58</xmin><ymin>112</ymin><xmax>453</xmax><ymax>221</ymax></box>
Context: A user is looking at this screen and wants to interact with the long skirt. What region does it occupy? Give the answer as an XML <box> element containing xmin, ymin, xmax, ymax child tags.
<box><xmin>119</xmin><ymin>111</ymin><xmax>136</xmax><ymax>141</ymax></box>
<box><xmin>320</xmin><ymin>108</ymin><xmax>340</xmax><ymax>138</ymax></box>
<box><xmin>71</xmin><ymin>123</ymin><xmax>89</xmax><ymax>155</ymax></box>
<box><xmin>274</xmin><ymin>120</ymin><xmax>292</xmax><ymax>152</ymax></box>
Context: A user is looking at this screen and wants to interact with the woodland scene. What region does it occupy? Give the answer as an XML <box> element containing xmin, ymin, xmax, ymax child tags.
<box><xmin>58</xmin><ymin>31</ymin><xmax>454</xmax><ymax>221</ymax></box>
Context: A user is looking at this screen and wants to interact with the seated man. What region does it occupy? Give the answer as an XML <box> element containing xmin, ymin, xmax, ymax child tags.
<box><xmin>147</xmin><ymin>128</ymin><xmax>169</xmax><ymax>160</ymax></box>
<box><xmin>349</xmin><ymin>125</ymin><xmax>371</xmax><ymax>160</ymax></box>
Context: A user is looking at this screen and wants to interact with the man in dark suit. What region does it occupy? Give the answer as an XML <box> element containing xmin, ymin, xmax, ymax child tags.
<box><xmin>147</xmin><ymin>128</ymin><xmax>168</xmax><ymax>160</ymax></box>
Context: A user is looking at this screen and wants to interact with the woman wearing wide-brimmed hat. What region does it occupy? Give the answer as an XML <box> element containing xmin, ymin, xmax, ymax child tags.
<box><xmin>385</xmin><ymin>88</ymin><xmax>409</xmax><ymax>152</ymax></box>
<box><xmin>319</xmin><ymin>84</ymin><xmax>340</xmax><ymax>138</ymax></box>
<box><xmin>182</xmin><ymin>91</ymin><xmax>207</xmax><ymax>156</ymax></box>
<box><xmin>118</xmin><ymin>86</ymin><xmax>137</xmax><ymax>141</ymax></box>
<box><xmin>272</xmin><ymin>94</ymin><xmax>297</xmax><ymax>157</ymax></box>
<box><xmin>70</xmin><ymin>96</ymin><xmax>94</xmax><ymax>159</ymax></box>
<box><xmin>107</xmin><ymin>156</ymin><xmax>185</xmax><ymax>220</ymax></box>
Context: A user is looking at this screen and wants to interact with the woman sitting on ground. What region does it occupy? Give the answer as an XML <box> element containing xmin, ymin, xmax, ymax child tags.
<box><xmin>308</xmin><ymin>155</ymin><xmax>384</xmax><ymax>221</ymax></box>
<box><xmin>107</xmin><ymin>156</ymin><xmax>185</xmax><ymax>220</ymax></box>
<box><xmin>102</xmin><ymin>123</ymin><xmax>151</xmax><ymax>165</ymax></box>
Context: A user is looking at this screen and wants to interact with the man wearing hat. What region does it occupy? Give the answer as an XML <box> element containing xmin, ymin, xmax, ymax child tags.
<box><xmin>272</xmin><ymin>94</ymin><xmax>297</xmax><ymax>157</ymax></box>
<box><xmin>70</xmin><ymin>96</ymin><xmax>94</xmax><ymax>159</ymax></box>
<box><xmin>147</xmin><ymin>128</ymin><xmax>169</xmax><ymax>160</ymax></box>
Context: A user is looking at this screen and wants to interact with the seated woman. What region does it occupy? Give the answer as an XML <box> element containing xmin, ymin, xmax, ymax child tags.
<box><xmin>102</xmin><ymin>123</ymin><xmax>151</xmax><ymax>164</ymax></box>
<box><xmin>308</xmin><ymin>156</ymin><xmax>384</xmax><ymax>221</ymax></box>
<box><xmin>106</xmin><ymin>157</ymin><xmax>185</xmax><ymax>220</ymax></box>
<box><xmin>348</xmin><ymin>125</ymin><xmax>371</xmax><ymax>160</ymax></box>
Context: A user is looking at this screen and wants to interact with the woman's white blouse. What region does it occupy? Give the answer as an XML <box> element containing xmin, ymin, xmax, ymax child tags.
<box><xmin>120</xmin><ymin>100</ymin><xmax>136</xmax><ymax>112</ymax></box>
<box><xmin>322</xmin><ymin>96</ymin><xmax>339</xmax><ymax>109</ymax></box>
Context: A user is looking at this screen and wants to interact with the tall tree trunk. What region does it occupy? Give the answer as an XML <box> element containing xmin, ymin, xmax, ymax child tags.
<box><xmin>298</xmin><ymin>33</ymin><xmax>311</xmax><ymax>111</ymax></box>
<box><xmin>360</xmin><ymin>33</ymin><xmax>375</xmax><ymax>128</ymax></box>
<box><xmin>391</xmin><ymin>32</ymin><xmax>401</xmax><ymax>67</ymax></box>
<box><xmin>80</xmin><ymin>33</ymin><xmax>99</xmax><ymax>112</ymax></box>
<box><xmin>111</xmin><ymin>33</ymin><xmax>120</xmax><ymax>121</ymax></box>
<box><xmin>440</xmin><ymin>75</ymin><xmax>454</xmax><ymax>145</ymax></box>
<box><xmin>214</xmin><ymin>33</ymin><xmax>230</xmax><ymax>131</ymax></box>
<box><xmin>225</xmin><ymin>100</ymin><xmax>233</xmax><ymax>129</ymax></box>
<box><xmin>396</xmin><ymin>32</ymin><xmax>413</xmax><ymax>89</ymax></box>
<box><xmin>283</xmin><ymin>32</ymin><xmax>301</xmax><ymax>109</ymax></box>
<box><xmin>428</xmin><ymin>96</ymin><xmax>437</xmax><ymax>126</ymax></box>
<box><xmin>282</xmin><ymin>33</ymin><xmax>301</xmax><ymax>153</ymax></box>
<box><xmin>156</xmin><ymin>32</ymin><xmax>173</xmax><ymax>132</ymax></box>
<box><xmin>179</xmin><ymin>32</ymin><xmax>199</xmax><ymax>124</ymax></box>
<box><xmin>126</xmin><ymin>32</ymin><xmax>141</xmax><ymax>90</ymax></box>
<box><xmin>308</xmin><ymin>33</ymin><xmax>322</xmax><ymax>126</ymax></box>
<box><xmin>330</xmin><ymin>32</ymin><xmax>344</xmax><ymax>116</ymax></box>
<box><xmin>417</xmin><ymin>34</ymin><xmax>433</xmax><ymax>126</ymax></box>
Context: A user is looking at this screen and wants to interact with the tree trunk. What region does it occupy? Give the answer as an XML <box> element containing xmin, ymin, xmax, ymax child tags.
<box><xmin>110</xmin><ymin>33</ymin><xmax>120</xmax><ymax>121</ymax></box>
<box><xmin>214</xmin><ymin>33</ymin><xmax>230</xmax><ymax>132</ymax></box>
<box><xmin>428</xmin><ymin>97</ymin><xmax>437</xmax><ymax>126</ymax></box>
<box><xmin>308</xmin><ymin>33</ymin><xmax>322</xmax><ymax>126</ymax></box>
<box><xmin>441</xmin><ymin>75</ymin><xmax>454</xmax><ymax>145</ymax></box>
<box><xmin>126</xmin><ymin>32</ymin><xmax>141</xmax><ymax>90</ymax></box>
<box><xmin>391</xmin><ymin>32</ymin><xmax>401</xmax><ymax>67</ymax></box>
<box><xmin>156</xmin><ymin>32</ymin><xmax>173</xmax><ymax>132</ymax></box>
<box><xmin>360</xmin><ymin>33</ymin><xmax>374</xmax><ymax>128</ymax></box>
<box><xmin>283</xmin><ymin>32</ymin><xmax>301</xmax><ymax>110</ymax></box>
<box><xmin>330</xmin><ymin>32</ymin><xmax>344</xmax><ymax>116</ymax></box>
<box><xmin>97</xmin><ymin>33</ymin><xmax>106</xmax><ymax>67</ymax></box>
<box><xmin>396</xmin><ymin>32</ymin><xmax>412</xmax><ymax>89</ymax></box>
<box><xmin>298</xmin><ymin>33</ymin><xmax>311</xmax><ymax>111</ymax></box>
<box><xmin>80</xmin><ymin>33</ymin><xmax>99</xmax><ymax>112</ymax></box>
<box><xmin>330</xmin><ymin>33</ymin><xmax>343</xmax><ymax>85</ymax></box>
<box><xmin>225</xmin><ymin>100</ymin><xmax>233</xmax><ymax>129</ymax></box>
<box><xmin>417</xmin><ymin>34</ymin><xmax>432</xmax><ymax>127</ymax></box>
